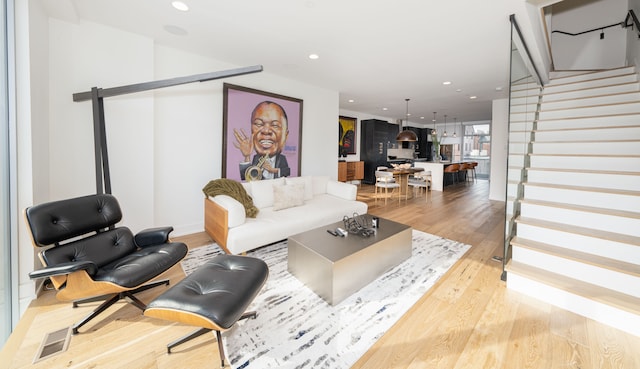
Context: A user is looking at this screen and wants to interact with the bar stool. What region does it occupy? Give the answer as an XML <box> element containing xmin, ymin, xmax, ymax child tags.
<box><xmin>469</xmin><ymin>161</ymin><xmax>478</xmax><ymax>182</ymax></box>
<box><xmin>458</xmin><ymin>162</ymin><xmax>470</xmax><ymax>182</ymax></box>
<box><xmin>443</xmin><ymin>164</ymin><xmax>460</xmax><ymax>186</ymax></box>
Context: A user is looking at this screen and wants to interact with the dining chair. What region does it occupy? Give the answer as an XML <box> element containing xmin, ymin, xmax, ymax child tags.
<box><xmin>375</xmin><ymin>170</ymin><xmax>401</xmax><ymax>205</ymax></box>
<box><xmin>408</xmin><ymin>171</ymin><xmax>431</xmax><ymax>203</ymax></box>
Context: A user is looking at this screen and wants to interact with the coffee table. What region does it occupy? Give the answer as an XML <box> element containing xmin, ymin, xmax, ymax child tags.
<box><xmin>287</xmin><ymin>216</ymin><xmax>412</xmax><ymax>305</ymax></box>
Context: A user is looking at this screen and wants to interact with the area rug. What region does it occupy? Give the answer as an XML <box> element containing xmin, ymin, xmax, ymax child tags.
<box><xmin>181</xmin><ymin>230</ymin><xmax>471</xmax><ymax>369</ymax></box>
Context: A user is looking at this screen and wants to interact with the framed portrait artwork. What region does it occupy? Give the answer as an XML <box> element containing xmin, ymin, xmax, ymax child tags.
<box><xmin>338</xmin><ymin>116</ymin><xmax>357</xmax><ymax>156</ymax></box>
<box><xmin>222</xmin><ymin>83</ymin><xmax>303</xmax><ymax>182</ymax></box>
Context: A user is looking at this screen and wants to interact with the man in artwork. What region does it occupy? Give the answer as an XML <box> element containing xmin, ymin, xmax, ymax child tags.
<box><xmin>234</xmin><ymin>101</ymin><xmax>291</xmax><ymax>180</ymax></box>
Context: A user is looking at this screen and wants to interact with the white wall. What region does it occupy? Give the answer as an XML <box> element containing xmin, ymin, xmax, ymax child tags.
<box><xmin>551</xmin><ymin>0</ymin><xmax>628</xmax><ymax>70</ymax></box>
<box><xmin>49</xmin><ymin>19</ymin><xmax>156</xmax><ymax>229</ymax></box>
<box><xmin>489</xmin><ymin>99</ymin><xmax>509</xmax><ymax>202</ymax></box>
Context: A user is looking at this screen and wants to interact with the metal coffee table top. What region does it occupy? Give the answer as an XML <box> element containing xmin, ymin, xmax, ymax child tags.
<box><xmin>288</xmin><ymin>216</ymin><xmax>411</xmax><ymax>262</ymax></box>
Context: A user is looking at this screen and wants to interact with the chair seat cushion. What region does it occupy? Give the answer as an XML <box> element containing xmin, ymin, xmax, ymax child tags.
<box><xmin>376</xmin><ymin>182</ymin><xmax>400</xmax><ymax>188</ymax></box>
<box><xmin>95</xmin><ymin>242</ymin><xmax>188</xmax><ymax>288</ymax></box>
<box><xmin>146</xmin><ymin>255</ymin><xmax>269</xmax><ymax>330</ymax></box>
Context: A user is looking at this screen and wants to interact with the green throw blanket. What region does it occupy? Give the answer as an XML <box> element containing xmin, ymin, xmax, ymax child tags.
<box><xmin>202</xmin><ymin>178</ymin><xmax>259</xmax><ymax>218</ymax></box>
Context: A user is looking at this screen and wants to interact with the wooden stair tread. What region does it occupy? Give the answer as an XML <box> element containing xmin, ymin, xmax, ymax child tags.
<box><xmin>543</xmin><ymin>73</ymin><xmax>638</xmax><ymax>89</ymax></box>
<box><xmin>540</xmin><ymin>99</ymin><xmax>640</xmax><ymax>113</ymax></box>
<box><xmin>511</xmin><ymin>236</ymin><xmax>640</xmax><ymax>277</ymax></box>
<box><xmin>526</xmin><ymin>166</ymin><xmax>640</xmax><ymax>176</ymax></box>
<box><xmin>523</xmin><ymin>181</ymin><xmax>640</xmax><ymax>197</ymax></box>
<box><xmin>529</xmin><ymin>153</ymin><xmax>640</xmax><ymax>158</ymax></box>
<box><xmin>515</xmin><ymin>216</ymin><xmax>640</xmax><ymax>246</ymax></box>
<box><xmin>506</xmin><ymin>261</ymin><xmax>640</xmax><ymax>316</ymax></box>
<box><xmin>533</xmin><ymin>124</ymin><xmax>640</xmax><ymax>133</ymax></box>
<box><xmin>548</xmin><ymin>66</ymin><xmax>635</xmax><ymax>82</ymax></box>
<box><xmin>531</xmin><ymin>138</ymin><xmax>640</xmax><ymax>144</ymax></box>
<box><xmin>541</xmin><ymin>90</ymin><xmax>640</xmax><ymax>104</ymax></box>
<box><xmin>519</xmin><ymin>198</ymin><xmax>640</xmax><ymax>220</ymax></box>
<box><xmin>537</xmin><ymin>111</ymin><xmax>640</xmax><ymax>121</ymax></box>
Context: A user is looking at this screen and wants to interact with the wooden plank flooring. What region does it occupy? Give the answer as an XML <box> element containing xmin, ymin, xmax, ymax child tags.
<box><xmin>2</xmin><ymin>180</ymin><xmax>639</xmax><ymax>368</ymax></box>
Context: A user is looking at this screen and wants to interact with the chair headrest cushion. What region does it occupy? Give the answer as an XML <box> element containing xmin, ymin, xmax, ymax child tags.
<box><xmin>26</xmin><ymin>194</ymin><xmax>123</xmax><ymax>246</ymax></box>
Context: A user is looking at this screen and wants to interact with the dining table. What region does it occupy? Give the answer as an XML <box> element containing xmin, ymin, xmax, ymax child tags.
<box><xmin>386</xmin><ymin>167</ymin><xmax>425</xmax><ymax>200</ymax></box>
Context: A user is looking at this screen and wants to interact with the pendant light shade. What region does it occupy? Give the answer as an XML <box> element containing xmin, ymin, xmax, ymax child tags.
<box><xmin>432</xmin><ymin>112</ymin><xmax>437</xmax><ymax>135</ymax></box>
<box><xmin>443</xmin><ymin>114</ymin><xmax>448</xmax><ymax>137</ymax></box>
<box><xmin>396</xmin><ymin>98</ymin><xmax>418</xmax><ymax>142</ymax></box>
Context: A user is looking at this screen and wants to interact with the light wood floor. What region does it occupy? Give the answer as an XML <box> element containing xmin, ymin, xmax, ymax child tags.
<box><xmin>2</xmin><ymin>180</ymin><xmax>639</xmax><ymax>368</ymax></box>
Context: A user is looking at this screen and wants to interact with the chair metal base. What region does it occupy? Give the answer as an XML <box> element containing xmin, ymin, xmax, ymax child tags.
<box><xmin>166</xmin><ymin>311</ymin><xmax>257</xmax><ymax>368</ymax></box>
<box><xmin>71</xmin><ymin>279</ymin><xmax>170</xmax><ymax>334</ymax></box>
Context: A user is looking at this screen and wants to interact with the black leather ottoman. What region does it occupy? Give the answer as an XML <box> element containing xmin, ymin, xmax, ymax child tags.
<box><xmin>145</xmin><ymin>254</ymin><xmax>269</xmax><ymax>367</ymax></box>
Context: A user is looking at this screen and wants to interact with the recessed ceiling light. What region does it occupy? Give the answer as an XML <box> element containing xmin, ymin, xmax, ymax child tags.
<box><xmin>456</xmin><ymin>89</ymin><xmax>462</xmax><ymax>92</ymax></box>
<box><xmin>442</xmin><ymin>81</ymin><xmax>452</xmax><ymax>85</ymax></box>
<box><xmin>495</xmin><ymin>86</ymin><xmax>503</xmax><ymax>91</ymax></box>
<box><xmin>469</xmin><ymin>96</ymin><xmax>477</xmax><ymax>99</ymax></box>
<box><xmin>382</xmin><ymin>107</ymin><xmax>388</xmax><ymax>111</ymax></box>
<box><xmin>348</xmin><ymin>99</ymin><xmax>354</xmax><ymax>103</ymax></box>
<box><xmin>308</xmin><ymin>54</ymin><xmax>319</xmax><ymax>60</ymax></box>
<box><xmin>171</xmin><ymin>1</ymin><xmax>189</xmax><ymax>11</ymax></box>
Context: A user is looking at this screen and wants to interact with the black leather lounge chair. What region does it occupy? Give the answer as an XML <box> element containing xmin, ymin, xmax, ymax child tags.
<box><xmin>25</xmin><ymin>193</ymin><xmax>188</xmax><ymax>334</ymax></box>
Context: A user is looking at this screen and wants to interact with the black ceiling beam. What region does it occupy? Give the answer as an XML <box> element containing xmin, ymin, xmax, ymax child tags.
<box><xmin>73</xmin><ymin>65</ymin><xmax>263</xmax><ymax>101</ymax></box>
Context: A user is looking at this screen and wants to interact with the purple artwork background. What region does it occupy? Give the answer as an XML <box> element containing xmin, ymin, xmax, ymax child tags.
<box><xmin>223</xmin><ymin>85</ymin><xmax>301</xmax><ymax>181</ymax></box>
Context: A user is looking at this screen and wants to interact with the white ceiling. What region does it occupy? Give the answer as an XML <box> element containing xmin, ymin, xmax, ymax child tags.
<box><xmin>41</xmin><ymin>0</ymin><xmax>544</xmax><ymax>126</ymax></box>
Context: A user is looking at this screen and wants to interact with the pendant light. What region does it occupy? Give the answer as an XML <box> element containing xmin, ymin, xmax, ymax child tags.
<box><xmin>443</xmin><ymin>114</ymin><xmax>448</xmax><ymax>137</ymax></box>
<box><xmin>396</xmin><ymin>98</ymin><xmax>418</xmax><ymax>142</ymax></box>
<box><xmin>453</xmin><ymin>117</ymin><xmax>457</xmax><ymax>138</ymax></box>
<box><xmin>432</xmin><ymin>112</ymin><xmax>437</xmax><ymax>136</ymax></box>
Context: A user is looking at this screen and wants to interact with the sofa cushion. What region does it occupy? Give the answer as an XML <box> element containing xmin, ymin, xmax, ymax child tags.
<box><xmin>212</xmin><ymin>195</ymin><xmax>246</xmax><ymax>228</ymax></box>
<box><xmin>273</xmin><ymin>182</ymin><xmax>305</xmax><ymax>211</ymax></box>
<box><xmin>250</xmin><ymin>178</ymin><xmax>285</xmax><ymax>209</ymax></box>
<box><xmin>242</xmin><ymin>182</ymin><xmax>252</xmax><ymax>196</ymax></box>
<box><xmin>327</xmin><ymin>180</ymin><xmax>357</xmax><ymax>201</ymax></box>
<box><xmin>312</xmin><ymin>176</ymin><xmax>330</xmax><ymax>195</ymax></box>
<box><xmin>285</xmin><ymin>176</ymin><xmax>313</xmax><ymax>200</ymax></box>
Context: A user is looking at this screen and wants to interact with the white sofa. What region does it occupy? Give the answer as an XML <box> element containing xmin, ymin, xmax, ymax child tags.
<box><xmin>204</xmin><ymin>176</ymin><xmax>368</xmax><ymax>254</ymax></box>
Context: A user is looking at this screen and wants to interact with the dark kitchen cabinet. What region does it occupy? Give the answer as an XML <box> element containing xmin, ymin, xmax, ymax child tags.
<box><xmin>360</xmin><ymin>119</ymin><xmax>398</xmax><ymax>184</ymax></box>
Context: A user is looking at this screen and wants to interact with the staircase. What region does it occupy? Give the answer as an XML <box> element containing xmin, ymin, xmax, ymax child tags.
<box><xmin>505</xmin><ymin>66</ymin><xmax>640</xmax><ymax>337</ymax></box>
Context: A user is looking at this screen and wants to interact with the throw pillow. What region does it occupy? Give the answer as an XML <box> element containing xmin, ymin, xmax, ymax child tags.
<box><xmin>285</xmin><ymin>176</ymin><xmax>313</xmax><ymax>200</ymax></box>
<box><xmin>272</xmin><ymin>182</ymin><xmax>305</xmax><ymax>211</ymax></box>
<box><xmin>251</xmin><ymin>178</ymin><xmax>285</xmax><ymax>209</ymax></box>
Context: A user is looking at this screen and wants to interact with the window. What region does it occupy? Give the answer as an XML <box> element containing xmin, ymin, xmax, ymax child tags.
<box><xmin>462</xmin><ymin>124</ymin><xmax>491</xmax><ymax>179</ymax></box>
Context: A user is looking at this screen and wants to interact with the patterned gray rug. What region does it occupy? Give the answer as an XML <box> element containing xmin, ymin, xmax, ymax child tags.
<box><xmin>180</xmin><ymin>230</ymin><xmax>471</xmax><ymax>369</ymax></box>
